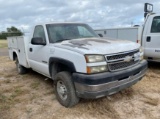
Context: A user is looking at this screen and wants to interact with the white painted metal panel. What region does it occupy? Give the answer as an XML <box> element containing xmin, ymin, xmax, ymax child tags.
<box><xmin>118</xmin><ymin>28</ymin><xmax>138</xmax><ymax>42</ymax></box>
<box><xmin>95</xmin><ymin>27</ymin><xmax>139</xmax><ymax>42</ymax></box>
<box><xmin>17</xmin><ymin>37</ymin><xmax>29</xmax><ymax>67</ymax></box>
<box><xmin>7</xmin><ymin>37</ymin><xmax>18</xmax><ymax>60</ymax></box>
<box><xmin>143</xmin><ymin>15</ymin><xmax>160</xmax><ymax>59</ymax></box>
<box><xmin>9</xmin><ymin>37</ymin><xmax>18</xmax><ymax>49</ymax></box>
<box><xmin>106</xmin><ymin>29</ymin><xmax>118</xmax><ymax>39</ymax></box>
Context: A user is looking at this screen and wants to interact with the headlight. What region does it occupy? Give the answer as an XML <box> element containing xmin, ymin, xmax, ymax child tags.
<box><xmin>87</xmin><ymin>65</ymin><xmax>108</xmax><ymax>74</ymax></box>
<box><xmin>139</xmin><ymin>47</ymin><xmax>144</xmax><ymax>60</ymax></box>
<box><xmin>85</xmin><ymin>55</ymin><xmax>105</xmax><ymax>63</ymax></box>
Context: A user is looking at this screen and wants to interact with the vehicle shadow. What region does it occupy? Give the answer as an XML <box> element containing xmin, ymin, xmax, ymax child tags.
<box><xmin>148</xmin><ymin>61</ymin><xmax>160</xmax><ymax>70</ymax></box>
<box><xmin>27</xmin><ymin>69</ymin><xmax>54</xmax><ymax>87</ymax></box>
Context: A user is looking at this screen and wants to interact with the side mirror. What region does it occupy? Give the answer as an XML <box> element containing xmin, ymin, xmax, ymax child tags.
<box><xmin>98</xmin><ymin>34</ymin><xmax>103</xmax><ymax>37</ymax></box>
<box><xmin>144</xmin><ymin>3</ymin><xmax>153</xmax><ymax>18</ymax></box>
<box><xmin>144</xmin><ymin>3</ymin><xmax>153</xmax><ymax>13</ymax></box>
<box><xmin>31</xmin><ymin>37</ymin><xmax>46</xmax><ymax>45</ymax></box>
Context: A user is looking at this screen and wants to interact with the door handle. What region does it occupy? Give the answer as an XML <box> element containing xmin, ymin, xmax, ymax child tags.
<box><xmin>146</xmin><ymin>36</ymin><xmax>151</xmax><ymax>42</ymax></box>
<box><xmin>29</xmin><ymin>48</ymin><xmax>33</xmax><ymax>52</ymax></box>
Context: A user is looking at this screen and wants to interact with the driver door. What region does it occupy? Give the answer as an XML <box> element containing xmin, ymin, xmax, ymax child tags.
<box><xmin>28</xmin><ymin>25</ymin><xmax>50</xmax><ymax>76</ymax></box>
<box><xmin>143</xmin><ymin>15</ymin><xmax>160</xmax><ymax>59</ymax></box>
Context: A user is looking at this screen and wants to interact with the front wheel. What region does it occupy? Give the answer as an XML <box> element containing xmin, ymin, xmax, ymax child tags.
<box><xmin>15</xmin><ymin>58</ymin><xmax>27</xmax><ymax>74</ymax></box>
<box><xmin>54</xmin><ymin>71</ymin><xmax>79</xmax><ymax>107</ymax></box>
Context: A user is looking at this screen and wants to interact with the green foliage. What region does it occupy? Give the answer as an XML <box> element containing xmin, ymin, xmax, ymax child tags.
<box><xmin>0</xmin><ymin>26</ymin><xmax>23</xmax><ymax>39</ymax></box>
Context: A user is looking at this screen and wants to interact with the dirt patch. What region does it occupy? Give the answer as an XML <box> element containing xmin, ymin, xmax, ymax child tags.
<box><xmin>0</xmin><ymin>57</ymin><xmax>160</xmax><ymax>119</ymax></box>
<box><xmin>0</xmin><ymin>48</ymin><xmax>8</xmax><ymax>56</ymax></box>
<box><xmin>0</xmin><ymin>40</ymin><xmax>8</xmax><ymax>56</ymax></box>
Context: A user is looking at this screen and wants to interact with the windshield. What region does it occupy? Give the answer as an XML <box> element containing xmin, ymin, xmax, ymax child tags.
<box><xmin>46</xmin><ymin>23</ymin><xmax>98</xmax><ymax>43</ymax></box>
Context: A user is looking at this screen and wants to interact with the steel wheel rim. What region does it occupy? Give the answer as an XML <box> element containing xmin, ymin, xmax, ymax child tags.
<box><xmin>57</xmin><ymin>80</ymin><xmax>67</xmax><ymax>100</ymax></box>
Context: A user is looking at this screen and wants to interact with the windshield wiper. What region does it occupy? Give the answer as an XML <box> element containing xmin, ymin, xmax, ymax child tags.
<box><xmin>55</xmin><ymin>39</ymin><xmax>70</xmax><ymax>43</ymax></box>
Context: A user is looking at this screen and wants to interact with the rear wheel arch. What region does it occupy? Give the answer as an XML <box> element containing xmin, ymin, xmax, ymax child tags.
<box><xmin>12</xmin><ymin>51</ymin><xmax>27</xmax><ymax>74</ymax></box>
<box><xmin>13</xmin><ymin>52</ymin><xmax>17</xmax><ymax>61</ymax></box>
<box><xmin>15</xmin><ymin>57</ymin><xmax>27</xmax><ymax>74</ymax></box>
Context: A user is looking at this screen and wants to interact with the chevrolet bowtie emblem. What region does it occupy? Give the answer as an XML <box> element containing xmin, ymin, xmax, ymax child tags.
<box><xmin>124</xmin><ymin>56</ymin><xmax>132</xmax><ymax>62</ymax></box>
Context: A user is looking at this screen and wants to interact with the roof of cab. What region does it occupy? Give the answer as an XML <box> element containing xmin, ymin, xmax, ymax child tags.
<box><xmin>37</xmin><ymin>22</ymin><xmax>87</xmax><ymax>26</ymax></box>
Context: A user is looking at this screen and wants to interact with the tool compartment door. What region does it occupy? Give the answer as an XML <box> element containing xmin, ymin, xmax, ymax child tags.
<box><xmin>17</xmin><ymin>37</ymin><xmax>28</xmax><ymax>67</ymax></box>
<box><xmin>7</xmin><ymin>37</ymin><xmax>18</xmax><ymax>60</ymax></box>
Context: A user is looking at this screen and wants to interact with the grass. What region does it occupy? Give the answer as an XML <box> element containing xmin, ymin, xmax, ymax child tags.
<box><xmin>4</xmin><ymin>79</ymin><xmax>11</xmax><ymax>84</ymax></box>
<box><xmin>30</xmin><ymin>82</ymin><xmax>40</xmax><ymax>89</ymax></box>
<box><xmin>11</xmin><ymin>88</ymin><xmax>23</xmax><ymax>98</ymax></box>
<box><xmin>0</xmin><ymin>40</ymin><xmax>8</xmax><ymax>48</ymax></box>
<box><xmin>0</xmin><ymin>56</ymin><xmax>160</xmax><ymax>119</ymax></box>
<box><xmin>0</xmin><ymin>87</ymin><xmax>27</xmax><ymax>112</ymax></box>
<box><xmin>0</xmin><ymin>93</ymin><xmax>13</xmax><ymax>112</ymax></box>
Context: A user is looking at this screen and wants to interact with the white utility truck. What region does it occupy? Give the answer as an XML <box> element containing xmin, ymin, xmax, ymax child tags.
<box><xmin>7</xmin><ymin>22</ymin><xmax>147</xmax><ymax>107</ymax></box>
<box><xmin>95</xmin><ymin>3</ymin><xmax>160</xmax><ymax>62</ymax></box>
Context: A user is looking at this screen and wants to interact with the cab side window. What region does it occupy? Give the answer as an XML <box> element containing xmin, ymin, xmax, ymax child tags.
<box><xmin>33</xmin><ymin>26</ymin><xmax>46</xmax><ymax>41</ymax></box>
<box><xmin>151</xmin><ymin>16</ymin><xmax>160</xmax><ymax>33</ymax></box>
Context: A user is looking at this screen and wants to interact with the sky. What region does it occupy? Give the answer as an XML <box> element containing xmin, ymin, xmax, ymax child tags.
<box><xmin>0</xmin><ymin>0</ymin><xmax>160</xmax><ymax>32</ymax></box>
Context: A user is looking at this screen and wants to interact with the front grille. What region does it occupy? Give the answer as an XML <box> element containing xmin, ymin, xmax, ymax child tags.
<box><xmin>106</xmin><ymin>50</ymin><xmax>140</xmax><ymax>71</ymax></box>
<box><xmin>107</xmin><ymin>50</ymin><xmax>139</xmax><ymax>61</ymax></box>
<box><xmin>108</xmin><ymin>60</ymin><xmax>139</xmax><ymax>71</ymax></box>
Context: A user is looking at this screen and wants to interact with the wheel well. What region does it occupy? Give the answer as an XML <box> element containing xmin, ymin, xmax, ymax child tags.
<box><xmin>49</xmin><ymin>61</ymin><xmax>76</xmax><ymax>79</ymax></box>
<box><xmin>49</xmin><ymin>58</ymin><xmax>76</xmax><ymax>79</ymax></box>
<box><xmin>13</xmin><ymin>52</ymin><xmax>17</xmax><ymax>61</ymax></box>
<box><xmin>50</xmin><ymin>62</ymin><xmax>72</xmax><ymax>78</ymax></box>
<box><xmin>57</xmin><ymin>63</ymin><xmax>73</xmax><ymax>72</ymax></box>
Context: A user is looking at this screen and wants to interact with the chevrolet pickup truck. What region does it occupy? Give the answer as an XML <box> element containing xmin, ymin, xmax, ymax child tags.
<box><xmin>7</xmin><ymin>22</ymin><xmax>147</xmax><ymax>107</ymax></box>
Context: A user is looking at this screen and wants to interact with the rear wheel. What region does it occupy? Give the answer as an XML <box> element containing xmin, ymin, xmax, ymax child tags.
<box><xmin>54</xmin><ymin>71</ymin><xmax>79</xmax><ymax>107</ymax></box>
<box><xmin>15</xmin><ymin>58</ymin><xmax>27</xmax><ymax>74</ymax></box>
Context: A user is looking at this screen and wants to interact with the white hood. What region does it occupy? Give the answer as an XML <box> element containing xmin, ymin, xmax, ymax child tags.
<box><xmin>54</xmin><ymin>38</ymin><xmax>140</xmax><ymax>55</ymax></box>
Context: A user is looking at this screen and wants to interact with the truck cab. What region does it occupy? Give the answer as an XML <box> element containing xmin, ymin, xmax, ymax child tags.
<box><xmin>142</xmin><ymin>13</ymin><xmax>160</xmax><ymax>62</ymax></box>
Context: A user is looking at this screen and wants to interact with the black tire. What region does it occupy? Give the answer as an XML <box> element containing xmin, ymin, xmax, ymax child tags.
<box><xmin>15</xmin><ymin>58</ymin><xmax>27</xmax><ymax>74</ymax></box>
<box><xmin>54</xmin><ymin>71</ymin><xmax>79</xmax><ymax>107</ymax></box>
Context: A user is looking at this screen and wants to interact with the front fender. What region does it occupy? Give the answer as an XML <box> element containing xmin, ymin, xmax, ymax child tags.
<box><xmin>49</xmin><ymin>57</ymin><xmax>76</xmax><ymax>77</ymax></box>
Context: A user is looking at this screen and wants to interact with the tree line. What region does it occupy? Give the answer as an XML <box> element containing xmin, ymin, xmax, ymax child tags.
<box><xmin>0</xmin><ymin>26</ymin><xmax>23</xmax><ymax>40</ymax></box>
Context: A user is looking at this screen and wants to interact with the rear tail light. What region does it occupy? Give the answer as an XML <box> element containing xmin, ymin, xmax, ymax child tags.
<box><xmin>137</xmin><ymin>40</ymin><xmax>140</xmax><ymax>44</ymax></box>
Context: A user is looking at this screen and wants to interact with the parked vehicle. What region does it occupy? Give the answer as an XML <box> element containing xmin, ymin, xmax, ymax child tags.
<box><xmin>7</xmin><ymin>22</ymin><xmax>147</xmax><ymax>107</ymax></box>
<box><xmin>95</xmin><ymin>3</ymin><xmax>160</xmax><ymax>62</ymax></box>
